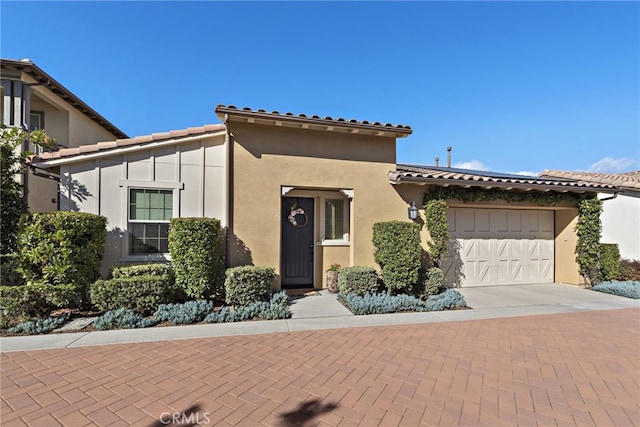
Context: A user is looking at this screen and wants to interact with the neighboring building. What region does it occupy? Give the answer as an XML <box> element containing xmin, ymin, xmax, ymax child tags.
<box><xmin>1</xmin><ymin>58</ymin><xmax>127</xmax><ymax>212</ymax></box>
<box><xmin>32</xmin><ymin>105</ymin><xmax>619</xmax><ymax>288</ymax></box>
<box><xmin>29</xmin><ymin>125</ymin><xmax>226</xmax><ymax>274</ymax></box>
<box><xmin>541</xmin><ymin>170</ymin><xmax>640</xmax><ymax>260</ymax></box>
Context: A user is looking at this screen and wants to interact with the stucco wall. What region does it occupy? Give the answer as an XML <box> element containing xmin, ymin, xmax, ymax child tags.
<box><xmin>600</xmin><ymin>195</ymin><xmax>640</xmax><ymax>260</ymax></box>
<box><xmin>229</xmin><ymin>123</ymin><xmax>415</xmax><ymax>289</ymax></box>
<box><xmin>60</xmin><ymin>135</ymin><xmax>226</xmax><ymax>276</ymax></box>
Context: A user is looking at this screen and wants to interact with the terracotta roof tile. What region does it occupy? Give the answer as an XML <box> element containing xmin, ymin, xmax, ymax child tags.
<box><xmin>215</xmin><ymin>104</ymin><xmax>412</xmax><ymax>135</ymax></box>
<box><xmin>32</xmin><ymin>124</ymin><xmax>225</xmax><ymax>163</ymax></box>
<box><xmin>391</xmin><ymin>164</ymin><xmax>618</xmax><ymax>193</ymax></box>
<box><xmin>541</xmin><ymin>170</ymin><xmax>640</xmax><ymax>191</ymax></box>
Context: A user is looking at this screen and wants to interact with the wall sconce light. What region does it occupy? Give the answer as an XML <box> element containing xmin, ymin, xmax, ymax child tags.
<box><xmin>408</xmin><ymin>201</ymin><xmax>419</xmax><ymax>220</ymax></box>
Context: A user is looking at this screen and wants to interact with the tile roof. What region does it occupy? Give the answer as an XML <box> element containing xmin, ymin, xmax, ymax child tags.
<box><xmin>215</xmin><ymin>104</ymin><xmax>412</xmax><ymax>137</ymax></box>
<box><xmin>540</xmin><ymin>170</ymin><xmax>640</xmax><ymax>192</ymax></box>
<box><xmin>1</xmin><ymin>58</ymin><xmax>128</xmax><ymax>139</ymax></box>
<box><xmin>32</xmin><ymin>124</ymin><xmax>225</xmax><ymax>164</ymax></box>
<box><xmin>390</xmin><ymin>164</ymin><xmax>619</xmax><ymax>193</ymax></box>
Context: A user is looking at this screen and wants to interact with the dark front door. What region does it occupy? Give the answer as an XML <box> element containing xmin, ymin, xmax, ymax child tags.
<box><xmin>281</xmin><ymin>197</ymin><xmax>314</xmax><ymax>288</ymax></box>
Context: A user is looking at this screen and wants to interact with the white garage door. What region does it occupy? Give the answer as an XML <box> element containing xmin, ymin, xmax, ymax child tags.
<box><xmin>442</xmin><ymin>208</ymin><xmax>554</xmax><ymax>286</ymax></box>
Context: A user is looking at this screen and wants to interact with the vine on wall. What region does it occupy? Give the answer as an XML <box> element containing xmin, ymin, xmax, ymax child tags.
<box><xmin>575</xmin><ymin>197</ymin><xmax>603</xmax><ymax>286</ymax></box>
<box><xmin>424</xmin><ymin>186</ymin><xmax>589</xmax><ymax>206</ymax></box>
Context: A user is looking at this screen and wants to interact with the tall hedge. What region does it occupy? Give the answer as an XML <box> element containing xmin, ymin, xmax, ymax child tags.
<box><xmin>575</xmin><ymin>197</ymin><xmax>602</xmax><ymax>286</ymax></box>
<box><xmin>372</xmin><ymin>221</ymin><xmax>422</xmax><ymax>294</ymax></box>
<box><xmin>18</xmin><ymin>212</ymin><xmax>107</xmax><ymax>287</ymax></box>
<box><xmin>599</xmin><ymin>243</ymin><xmax>620</xmax><ymax>282</ymax></box>
<box><xmin>169</xmin><ymin>218</ymin><xmax>224</xmax><ymax>299</ymax></box>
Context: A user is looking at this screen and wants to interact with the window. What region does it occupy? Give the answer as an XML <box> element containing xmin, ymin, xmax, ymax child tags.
<box><xmin>324</xmin><ymin>198</ymin><xmax>349</xmax><ymax>241</ymax></box>
<box><xmin>129</xmin><ymin>189</ymin><xmax>172</xmax><ymax>254</ymax></box>
<box><xmin>30</xmin><ymin>111</ymin><xmax>44</xmax><ymax>130</ymax></box>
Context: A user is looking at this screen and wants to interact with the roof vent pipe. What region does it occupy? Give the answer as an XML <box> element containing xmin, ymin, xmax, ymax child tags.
<box><xmin>435</xmin><ymin>157</ymin><xmax>439</xmax><ymax>167</ymax></box>
<box><xmin>447</xmin><ymin>147</ymin><xmax>452</xmax><ymax>168</ymax></box>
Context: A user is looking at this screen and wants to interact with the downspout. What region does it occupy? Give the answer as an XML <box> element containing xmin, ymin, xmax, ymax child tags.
<box><xmin>599</xmin><ymin>192</ymin><xmax>618</xmax><ymax>202</ymax></box>
<box><xmin>224</xmin><ymin>113</ymin><xmax>233</xmax><ymax>268</ymax></box>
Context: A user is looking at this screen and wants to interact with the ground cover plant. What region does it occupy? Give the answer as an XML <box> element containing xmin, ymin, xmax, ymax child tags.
<box><xmin>88</xmin><ymin>291</ymin><xmax>291</xmax><ymax>331</ymax></box>
<box><xmin>9</xmin><ymin>314</ymin><xmax>70</xmax><ymax>335</ymax></box>
<box><xmin>338</xmin><ymin>288</ymin><xmax>467</xmax><ymax>315</ymax></box>
<box><xmin>592</xmin><ymin>281</ymin><xmax>640</xmax><ymax>299</ymax></box>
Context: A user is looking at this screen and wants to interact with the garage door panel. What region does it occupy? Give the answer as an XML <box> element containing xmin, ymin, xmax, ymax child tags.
<box><xmin>443</xmin><ymin>208</ymin><xmax>555</xmax><ymax>287</ymax></box>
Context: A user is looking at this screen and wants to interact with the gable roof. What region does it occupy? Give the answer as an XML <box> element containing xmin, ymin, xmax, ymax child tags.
<box><xmin>215</xmin><ymin>105</ymin><xmax>412</xmax><ymax>138</ymax></box>
<box><xmin>390</xmin><ymin>164</ymin><xmax>619</xmax><ymax>193</ymax></box>
<box><xmin>1</xmin><ymin>58</ymin><xmax>128</xmax><ymax>139</ymax></box>
<box><xmin>540</xmin><ymin>170</ymin><xmax>640</xmax><ymax>194</ymax></box>
<box><xmin>31</xmin><ymin>124</ymin><xmax>226</xmax><ymax>167</ymax></box>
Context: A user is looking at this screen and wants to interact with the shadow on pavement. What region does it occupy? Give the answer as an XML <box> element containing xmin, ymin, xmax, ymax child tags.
<box><xmin>277</xmin><ymin>398</ymin><xmax>339</xmax><ymax>426</ymax></box>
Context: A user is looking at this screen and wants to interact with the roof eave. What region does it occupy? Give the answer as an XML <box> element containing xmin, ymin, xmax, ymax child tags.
<box><xmin>1</xmin><ymin>59</ymin><xmax>128</xmax><ymax>139</ymax></box>
<box><xmin>389</xmin><ymin>175</ymin><xmax>616</xmax><ymax>194</ymax></box>
<box><xmin>31</xmin><ymin>129</ymin><xmax>226</xmax><ymax>168</ymax></box>
<box><xmin>216</xmin><ymin>105</ymin><xmax>413</xmax><ymax>138</ymax></box>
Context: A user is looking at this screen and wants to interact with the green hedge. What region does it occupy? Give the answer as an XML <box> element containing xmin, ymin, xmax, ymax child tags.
<box><xmin>337</xmin><ymin>266</ymin><xmax>379</xmax><ymax>296</ymax></box>
<box><xmin>0</xmin><ymin>283</ymin><xmax>79</xmax><ymax>322</ymax></box>
<box><xmin>372</xmin><ymin>221</ymin><xmax>422</xmax><ymax>294</ymax></box>
<box><xmin>0</xmin><ymin>254</ymin><xmax>24</xmax><ymax>286</ymax></box>
<box><xmin>110</xmin><ymin>263</ymin><xmax>174</xmax><ymax>281</ymax></box>
<box><xmin>421</xmin><ymin>267</ymin><xmax>444</xmax><ymax>297</ymax></box>
<box><xmin>169</xmin><ymin>218</ymin><xmax>224</xmax><ymax>299</ymax></box>
<box><xmin>600</xmin><ymin>244</ymin><xmax>620</xmax><ymax>282</ymax></box>
<box><xmin>18</xmin><ymin>212</ymin><xmax>107</xmax><ymax>287</ymax></box>
<box><xmin>89</xmin><ymin>275</ymin><xmax>179</xmax><ymax>315</ymax></box>
<box><xmin>224</xmin><ymin>266</ymin><xmax>275</xmax><ymax>306</ymax></box>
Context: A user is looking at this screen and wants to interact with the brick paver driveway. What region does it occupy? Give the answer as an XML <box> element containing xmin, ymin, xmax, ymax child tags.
<box><xmin>2</xmin><ymin>308</ymin><xmax>639</xmax><ymax>426</ymax></box>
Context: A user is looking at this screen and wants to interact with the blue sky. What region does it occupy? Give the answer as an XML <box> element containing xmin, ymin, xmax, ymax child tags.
<box><xmin>2</xmin><ymin>1</ymin><xmax>638</xmax><ymax>175</ymax></box>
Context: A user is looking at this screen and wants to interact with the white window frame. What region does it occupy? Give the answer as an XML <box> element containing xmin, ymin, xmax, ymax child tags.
<box><xmin>119</xmin><ymin>180</ymin><xmax>183</xmax><ymax>262</ymax></box>
<box><xmin>321</xmin><ymin>197</ymin><xmax>350</xmax><ymax>245</ymax></box>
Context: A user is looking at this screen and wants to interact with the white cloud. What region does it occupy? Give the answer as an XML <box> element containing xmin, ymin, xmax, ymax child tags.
<box><xmin>512</xmin><ymin>171</ymin><xmax>538</xmax><ymax>177</ymax></box>
<box><xmin>586</xmin><ymin>157</ymin><xmax>638</xmax><ymax>173</ymax></box>
<box><xmin>452</xmin><ymin>160</ymin><xmax>490</xmax><ymax>171</ymax></box>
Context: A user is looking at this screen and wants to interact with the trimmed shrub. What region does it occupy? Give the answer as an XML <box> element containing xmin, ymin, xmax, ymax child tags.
<box><xmin>154</xmin><ymin>300</ymin><xmax>213</xmax><ymax>324</ymax></box>
<box><xmin>93</xmin><ymin>308</ymin><xmax>158</xmax><ymax>330</ymax></box>
<box><xmin>599</xmin><ymin>244</ymin><xmax>620</xmax><ymax>282</ymax></box>
<box><xmin>372</xmin><ymin>221</ymin><xmax>422</xmax><ymax>294</ymax></box>
<box><xmin>89</xmin><ymin>275</ymin><xmax>179</xmax><ymax>315</ymax></box>
<box><xmin>424</xmin><ymin>289</ymin><xmax>467</xmax><ymax>311</ymax></box>
<box><xmin>338</xmin><ymin>266</ymin><xmax>379</xmax><ymax>296</ymax></box>
<box><xmin>206</xmin><ymin>291</ymin><xmax>291</xmax><ymax>323</ymax></box>
<box><xmin>18</xmin><ymin>212</ymin><xmax>107</xmax><ymax>287</ymax></box>
<box><xmin>0</xmin><ymin>283</ymin><xmax>78</xmax><ymax>320</ymax></box>
<box><xmin>110</xmin><ymin>263</ymin><xmax>174</xmax><ymax>281</ymax></box>
<box><xmin>169</xmin><ymin>218</ymin><xmax>224</xmax><ymax>299</ymax></box>
<box><xmin>224</xmin><ymin>266</ymin><xmax>275</xmax><ymax>306</ymax></box>
<box><xmin>617</xmin><ymin>259</ymin><xmax>640</xmax><ymax>281</ymax></box>
<box><xmin>592</xmin><ymin>281</ymin><xmax>640</xmax><ymax>299</ymax></box>
<box><xmin>0</xmin><ymin>253</ymin><xmax>24</xmax><ymax>286</ymax></box>
<box><xmin>421</xmin><ymin>267</ymin><xmax>444</xmax><ymax>297</ymax></box>
<box><xmin>9</xmin><ymin>314</ymin><xmax>69</xmax><ymax>335</ymax></box>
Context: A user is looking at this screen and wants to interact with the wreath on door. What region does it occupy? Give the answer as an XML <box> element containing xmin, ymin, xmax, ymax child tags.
<box><xmin>288</xmin><ymin>206</ymin><xmax>308</xmax><ymax>227</ymax></box>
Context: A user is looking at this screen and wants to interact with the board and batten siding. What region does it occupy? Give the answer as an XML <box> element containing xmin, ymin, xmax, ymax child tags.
<box><xmin>58</xmin><ymin>135</ymin><xmax>226</xmax><ymax>276</ymax></box>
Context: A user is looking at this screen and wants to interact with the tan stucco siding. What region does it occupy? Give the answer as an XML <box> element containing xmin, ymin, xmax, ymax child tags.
<box><xmin>60</xmin><ymin>135</ymin><xmax>226</xmax><ymax>276</ymax></box>
<box><xmin>554</xmin><ymin>208</ymin><xmax>582</xmax><ymax>285</ymax></box>
<box><xmin>229</xmin><ymin>123</ymin><xmax>416</xmax><ymax>288</ymax></box>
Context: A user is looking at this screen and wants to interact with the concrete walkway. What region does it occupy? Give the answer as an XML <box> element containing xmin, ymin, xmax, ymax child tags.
<box><xmin>1</xmin><ymin>284</ymin><xmax>638</xmax><ymax>353</ymax></box>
